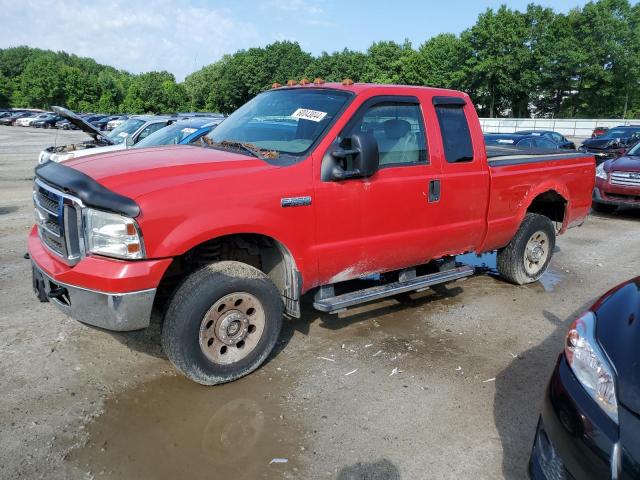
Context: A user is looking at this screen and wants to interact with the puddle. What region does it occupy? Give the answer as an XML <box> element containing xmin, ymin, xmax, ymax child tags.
<box><xmin>67</xmin><ymin>374</ymin><xmax>304</xmax><ymax>480</ymax></box>
<box><xmin>457</xmin><ymin>251</ymin><xmax>564</xmax><ymax>292</ymax></box>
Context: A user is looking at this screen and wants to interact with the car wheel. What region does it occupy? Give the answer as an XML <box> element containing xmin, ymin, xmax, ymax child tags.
<box><xmin>591</xmin><ymin>202</ymin><xmax>617</xmax><ymax>214</ymax></box>
<box><xmin>162</xmin><ymin>261</ymin><xmax>284</xmax><ymax>385</ymax></box>
<box><xmin>497</xmin><ymin>213</ymin><xmax>556</xmax><ymax>285</ymax></box>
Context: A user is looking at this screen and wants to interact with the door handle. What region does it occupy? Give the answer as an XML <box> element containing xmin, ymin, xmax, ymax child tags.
<box><xmin>428</xmin><ymin>179</ymin><xmax>441</xmax><ymax>202</ymax></box>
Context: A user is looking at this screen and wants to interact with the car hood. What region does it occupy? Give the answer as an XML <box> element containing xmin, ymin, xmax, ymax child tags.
<box><xmin>594</xmin><ymin>277</ymin><xmax>640</xmax><ymax>415</ymax></box>
<box><xmin>583</xmin><ymin>137</ymin><xmax>618</xmax><ymax>149</ymax></box>
<box><xmin>65</xmin><ymin>145</ymin><xmax>266</xmax><ymax>200</ymax></box>
<box><xmin>52</xmin><ymin>106</ymin><xmax>114</xmax><ymax>145</ymax></box>
<box><xmin>605</xmin><ymin>155</ymin><xmax>640</xmax><ymax>173</ymax></box>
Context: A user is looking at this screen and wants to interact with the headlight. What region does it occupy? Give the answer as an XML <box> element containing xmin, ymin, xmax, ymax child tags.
<box><xmin>52</xmin><ymin>152</ymin><xmax>76</xmax><ymax>163</ymax></box>
<box><xmin>84</xmin><ymin>208</ymin><xmax>145</xmax><ymax>260</ymax></box>
<box><xmin>595</xmin><ymin>163</ymin><xmax>608</xmax><ymax>180</ymax></box>
<box><xmin>565</xmin><ymin>311</ymin><xmax>618</xmax><ymax>423</ymax></box>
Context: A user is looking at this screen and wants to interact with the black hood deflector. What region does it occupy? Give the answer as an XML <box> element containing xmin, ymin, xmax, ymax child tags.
<box><xmin>35</xmin><ymin>161</ymin><xmax>140</xmax><ymax>217</ymax></box>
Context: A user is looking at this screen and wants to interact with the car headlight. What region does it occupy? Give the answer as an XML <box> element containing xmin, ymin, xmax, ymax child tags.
<box><xmin>595</xmin><ymin>163</ymin><xmax>608</xmax><ymax>180</ymax></box>
<box><xmin>83</xmin><ymin>208</ymin><xmax>145</xmax><ymax>260</ymax></box>
<box><xmin>50</xmin><ymin>152</ymin><xmax>76</xmax><ymax>163</ymax></box>
<box><xmin>565</xmin><ymin>311</ymin><xmax>618</xmax><ymax>423</ymax></box>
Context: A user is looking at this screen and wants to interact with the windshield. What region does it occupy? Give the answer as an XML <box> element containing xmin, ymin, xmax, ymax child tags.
<box><xmin>107</xmin><ymin>119</ymin><xmax>145</xmax><ymax>144</ymax></box>
<box><xmin>205</xmin><ymin>88</ymin><xmax>352</xmax><ymax>159</ymax></box>
<box><xmin>600</xmin><ymin>128</ymin><xmax>640</xmax><ymax>139</ymax></box>
<box><xmin>136</xmin><ymin>123</ymin><xmax>204</xmax><ymax>148</ymax></box>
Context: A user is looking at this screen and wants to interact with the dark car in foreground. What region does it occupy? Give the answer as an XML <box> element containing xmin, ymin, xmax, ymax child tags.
<box><xmin>514</xmin><ymin>130</ymin><xmax>576</xmax><ymax>150</ymax></box>
<box><xmin>580</xmin><ymin>126</ymin><xmax>640</xmax><ymax>163</ymax></box>
<box><xmin>592</xmin><ymin>142</ymin><xmax>640</xmax><ymax>213</ymax></box>
<box><xmin>484</xmin><ymin>133</ymin><xmax>561</xmax><ymax>150</ymax></box>
<box><xmin>530</xmin><ymin>277</ymin><xmax>640</xmax><ymax>479</ymax></box>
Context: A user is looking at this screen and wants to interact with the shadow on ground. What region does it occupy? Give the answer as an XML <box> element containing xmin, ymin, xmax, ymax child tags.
<box><xmin>492</xmin><ymin>300</ymin><xmax>594</xmax><ymax>479</ymax></box>
<box><xmin>337</xmin><ymin>459</ymin><xmax>401</xmax><ymax>480</ymax></box>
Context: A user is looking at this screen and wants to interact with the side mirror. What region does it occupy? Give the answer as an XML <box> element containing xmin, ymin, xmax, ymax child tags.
<box><xmin>125</xmin><ymin>135</ymin><xmax>134</xmax><ymax>148</ymax></box>
<box><xmin>321</xmin><ymin>133</ymin><xmax>379</xmax><ymax>181</ymax></box>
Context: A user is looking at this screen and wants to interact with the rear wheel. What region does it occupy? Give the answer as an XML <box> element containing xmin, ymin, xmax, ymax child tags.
<box><xmin>591</xmin><ymin>201</ymin><xmax>617</xmax><ymax>214</ymax></box>
<box><xmin>162</xmin><ymin>261</ymin><xmax>283</xmax><ymax>385</ymax></box>
<box><xmin>497</xmin><ymin>213</ymin><xmax>555</xmax><ymax>285</ymax></box>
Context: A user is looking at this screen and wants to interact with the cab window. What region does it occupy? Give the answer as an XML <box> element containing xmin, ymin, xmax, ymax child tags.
<box><xmin>344</xmin><ymin>101</ymin><xmax>427</xmax><ymax>167</ymax></box>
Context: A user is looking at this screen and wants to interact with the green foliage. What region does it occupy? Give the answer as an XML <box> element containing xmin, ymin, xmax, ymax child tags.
<box><xmin>2</xmin><ymin>0</ymin><xmax>640</xmax><ymax>118</ymax></box>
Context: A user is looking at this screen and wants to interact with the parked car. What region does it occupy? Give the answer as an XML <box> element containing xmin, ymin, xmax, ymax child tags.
<box><xmin>580</xmin><ymin>125</ymin><xmax>640</xmax><ymax>163</ymax></box>
<box><xmin>29</xmin><ymin>83</ymin><xmax>595</xmax><ymax>385</ymax></box>
<box><xmin>484</xmin><ymin>133</ymin><xmax>561</xmax><ymax>150</ymax></box>
<box><xmin>92</xmin><ymin>115</ymin><xmax>126</xmax><ymax>131</ymax></box>
<box><xmin>529</xmin><ymin>277</ymin><xmax>640</xmax><ymax>480</ymax></box>
<box><xmin>57</xmin><ymin>113</ymin><xmax>103</xmax><ymax>130</ymax></box>
<box><xmin>592</xmin><ymin>126</ymin><xmax>609</xmax><ymax>138</ymax></box>
<box><xmin>134</xmin><ymin>117</ymin><xmax>224</xmax><ymax>148</ymax></box>
<box><xmin>514</xmin><ymin>130</ymin><xmax>576</xmax><ymax>150</ymax></box>
<box><xmin>38</xmin><ymin>107</ymin><xmax>178</xmax><ymax>163</ymax></box>
<box><xmin>15</xmin><ymin>112</ymin><xmax>48</xmax><ymax>127</ymax></box>
<box><xmin>0</xmin><ymin>112</ymin><xmax>34</xmax><ymax>126</ymax></box>
<box><xmin>106</xmin><ymin>115</ymin><xmax>129</xmax><ymax>130</ymax></box>
<box><xmin>592</xmin><ymin>141</ymin><xmax>640</xmax><ymax>213</ymax></box>
<box><xmin>32</xmin><ymin>114</ymin><xmax>65</xmax><ymax>129</ymax></box>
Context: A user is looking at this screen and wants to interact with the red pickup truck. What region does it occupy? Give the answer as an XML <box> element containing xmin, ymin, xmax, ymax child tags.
<box><xmin>30</xmin><ymin>82</ymin><xmax>595</xmax><ymax>385</ymax></box>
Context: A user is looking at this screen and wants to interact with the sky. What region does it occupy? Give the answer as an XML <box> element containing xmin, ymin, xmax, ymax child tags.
<box><xmin>1</xmin><ymin>0</ymin><xmax>589</xmax><ymax>81</ymax></box>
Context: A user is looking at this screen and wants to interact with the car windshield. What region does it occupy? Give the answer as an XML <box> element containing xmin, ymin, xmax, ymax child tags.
<box><xmin>625</xmin><ymin>142</ymin><xmax>640</xmax><ymax>155</ymax></box>
<box><xmin>136</xmin><ymin>123</ymin><xmax>205</xmax><ymax>148</ymax></box>
<box><xmin>600</xmin><ymin>128</ymin><xmax>640</xmax><ymax>139</ymax></box>
<box><xmin>205</xmin><ymin>88</ymin><xmax>352</xmax><ymax>159</ymax></box>
<box><xmin>107</xmin><ymin>119</ymin><xmax>145</xmax><ymax>144</ymax></box>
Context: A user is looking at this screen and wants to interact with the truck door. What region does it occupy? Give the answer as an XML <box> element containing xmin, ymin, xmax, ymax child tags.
<box><xmin>313</xmin><ymin>96</ymin><xmax>442</xmax><ymax>285</ymax></box>
<box><xmin>428</xmin><ymin>96</ymin><xmax>490</xmax><ymax>255</ymax></box>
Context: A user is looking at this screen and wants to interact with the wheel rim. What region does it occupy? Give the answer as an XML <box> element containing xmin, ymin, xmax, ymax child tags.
<box><xmin>198</xmin><ymin>292</ymin><xmax>265</xmax><ymax>365</ymax></box>
<box><xmin>523</xmin><ymin>230</ymin><xmax>550</xmax><ymax>276</ymax></box>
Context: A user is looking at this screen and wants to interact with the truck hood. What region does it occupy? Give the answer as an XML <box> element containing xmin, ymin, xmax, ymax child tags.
<box><xmin>593</xmin><ymin>278</ymin><xmax>640</xmax><ymax>416</ymax></box>
<box><xmin>52</xmin><ymin>106</ymin><xmax>114</xmax><ymax>145</ymax></box>
<box><xmin>605</xmin><ymin>155</ymin><xmax>640</xmax><ymax>173</ymax></box>
<box><xmin>65</xmin><ymin>145</ymin><xmax>266</xmax><ymax>200</ymax></box>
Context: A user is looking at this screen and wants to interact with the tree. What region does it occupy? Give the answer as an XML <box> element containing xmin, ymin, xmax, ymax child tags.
<box><xmin>362</xmin><ymin>40</ymin><xmax>416</xmax><ymax>84</ymax></box>
<box><xmin>13</xmin><ymin>53</ymin><xmax>65</xmax><ymax>109</ymax></box>
<box><xmin>403</xmin><ymin>34</ymin><xmax>467</xmax><ymax>89</ymax></box>
<box><xmin>305</xmin><ymin>48</ymin><xmax>368</xmax><ymax>82</ymax></box>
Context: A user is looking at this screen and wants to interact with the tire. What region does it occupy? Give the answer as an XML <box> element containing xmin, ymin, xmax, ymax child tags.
<box><xmin>161</xmin><ymin>261</ymin><xmax>283</xmax><ymax>385</ymax></box>
<box><xmin>497</xmin><ymin>213</ymin><xmax>556</xmax><ymax>285</ymax></box>
<box><xmin>591</xmin><ymin>201</ymin><xmax>617</xmax><ymax>214</ymax></box>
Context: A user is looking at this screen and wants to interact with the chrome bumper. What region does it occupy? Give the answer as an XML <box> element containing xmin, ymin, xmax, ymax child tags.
<box><xmin>32</xmin><ymin>261</ymin><xmax>156</xmax><ymax>331</ymax></box>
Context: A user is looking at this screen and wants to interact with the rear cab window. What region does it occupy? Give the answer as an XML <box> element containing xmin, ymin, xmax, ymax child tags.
<box><xmin>433</xmin><ymin>97</ymin><xmax>474</xmax><ymax>163</ymax></box>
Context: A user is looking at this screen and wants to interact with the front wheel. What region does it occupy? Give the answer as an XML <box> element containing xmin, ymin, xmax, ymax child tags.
<box><xmin>162</xmin><ymin>261</ymin><xmax>283</xmax><ymax>385</ymax></box>
<box><xmin>497</xmin><ymin>213</ymin><xmax>556</xmax><ymax>285</ymax></box>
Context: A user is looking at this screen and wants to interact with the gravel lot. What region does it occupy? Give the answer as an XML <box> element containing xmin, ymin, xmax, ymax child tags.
<box><xmin>1</xmin><ymin>126</ymin><xmax>639</xmax><ymax>480</ymax></box>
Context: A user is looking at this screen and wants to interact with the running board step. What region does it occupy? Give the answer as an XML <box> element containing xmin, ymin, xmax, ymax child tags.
<box><xmin>313</xmin><ymin>265</ymin><xmax>475</xmax><ymax>313</ymax></box>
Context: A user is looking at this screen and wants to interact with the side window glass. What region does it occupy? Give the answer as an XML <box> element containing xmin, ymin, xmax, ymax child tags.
<box><xmin>137</xmin><ymin>123</ymin><xmax>165</xmax><ymax>142</ymax></box>
<box><xmin>517</xmin><ymin>138</ymin><xmax>534</xmax><ymax>148</ymax></box>
<box><xmin>535</xmin><ymin>138</ymin><xmax>557</xmax><ymax>149</ymax></box>
<box><xmin>434</xmin><ymin>105</ymin><xmax>473</xmax><ymax>163</ymax></box>
<box><xmin>345</xmin><ymin>102</ymin><xmax>427</xmax><ymax>166</ymax></box>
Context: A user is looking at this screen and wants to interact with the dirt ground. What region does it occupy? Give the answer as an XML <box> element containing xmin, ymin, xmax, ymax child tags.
<box><xmin>1</xmin><ymin>126</ymin><xmax>638</xmax><ymax>480</ymax></box>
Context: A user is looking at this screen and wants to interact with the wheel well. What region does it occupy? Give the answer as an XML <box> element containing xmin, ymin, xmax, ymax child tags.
<box><xmin>155</xmin><ymin>234</ymin><xmax>301</xmax><ymax>318</ymax></box>
<box><xmin>527</xmin><ymin>190</ymin><xmax>567</xmax><ymax>227</ymax></box>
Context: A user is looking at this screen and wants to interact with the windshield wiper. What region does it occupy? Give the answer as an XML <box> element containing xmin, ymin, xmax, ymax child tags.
<box><xmin>201</xmin><ymin>138</ymin><xmax>279</xmax><ymax>160</ymax></box>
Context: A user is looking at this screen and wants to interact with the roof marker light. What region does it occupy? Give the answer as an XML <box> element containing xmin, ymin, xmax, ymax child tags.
<box><xmin>287</xmin><ymin>79</ymin><xmax>298</xmax><ymax>86</ymax></box>
<box><xmin>342</xmin><ymin>78</ymin><xmax>354</xmax><ymax>86</ymax></box>
<box><xmin>300</xmin><ymin>78</ymin><xmax>310</xmax><ymax>85</ymax></box>
<box><xmin>314</xmin><ymin>77</ymin><xmax>325</xmax><ymax>85</ymax></box>
<box><xmin>271</xmin><ymin>82</ymin><xmax>282</xmax><ymax>89</ymax></box>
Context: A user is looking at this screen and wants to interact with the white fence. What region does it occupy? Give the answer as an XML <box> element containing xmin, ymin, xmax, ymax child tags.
<box><xmin>479</xmin><ymin>118</ymin><xmax>640</xmax><ymax>138</ymax></box>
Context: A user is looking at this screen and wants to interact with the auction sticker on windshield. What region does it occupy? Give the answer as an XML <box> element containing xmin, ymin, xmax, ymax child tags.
<box><xmin>291</xmin><ymin>108</ymin><xmax>327</xmax><ymax>122</ymax></box>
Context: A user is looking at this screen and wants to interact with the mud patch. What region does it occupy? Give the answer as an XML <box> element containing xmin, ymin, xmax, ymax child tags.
<box><xmin>67</xmin><ymin>374</ymin><xmax>305</xmax><ymax>480</ymax></box>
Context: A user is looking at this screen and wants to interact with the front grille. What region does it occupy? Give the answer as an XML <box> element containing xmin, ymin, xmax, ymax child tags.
<box><xmin>611</xmin><ymin>171</ymin><xmax>640</xmax><ymax>187</ymax></box>
<box><xmin>33</xmin><ymin>180</ymin><xmax>83</xmax><ymax>264</ymax></box>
